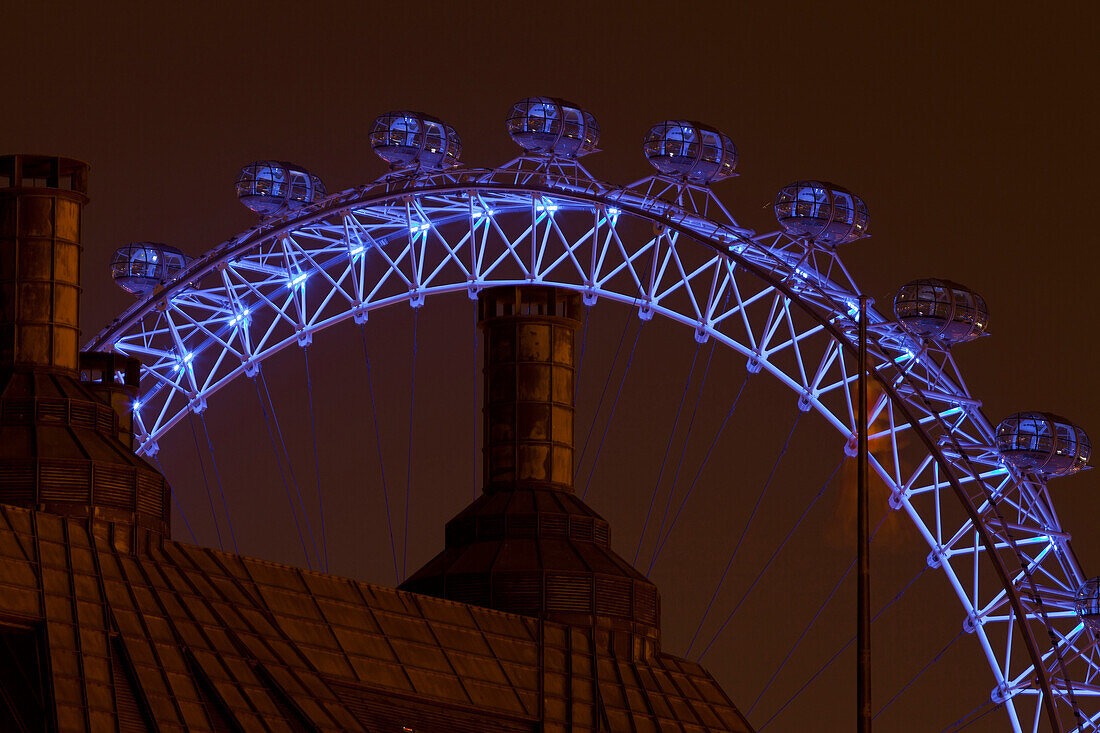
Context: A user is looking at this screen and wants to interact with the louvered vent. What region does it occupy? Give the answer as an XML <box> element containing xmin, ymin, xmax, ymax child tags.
<box><xmin>447</xmin><ymin>575</ymin><xmax>491</xmax><ymax>606</ymax></box>
<box><xmin>111</xmin><ymin>637</ymin><xmax>152</xmax><ymax>732</ymax></box>
<box><xmin>594</xmin><ymin>523</ymin><xmax>609</xmax><ymax>545</ymax></box>
<box><xmin>546</xmin><ymin>574</ymin><xmax>593</xmax><ymax>613</ymax></box>
<box><xmin>96</xmin><ymin>405</ymin><xmax>117</xmax><ymax>434</ymax></box>
<box><xmin>39</xmin><ymin>460</ymin><xmax>91</xmax><ymax>502</ymax></box>
<box><xmin>635</xmin><ymin>585</ymin><xmax>659</xmax><ymax>627</ymax></box>
<box><xmin>35</xmin><ymin>399</ymin><xmax>68</xmax><ymax>423</ymax></box>
<box><xmin>1</xmin><ymin>398</ymin><xmax>33</xmax><ymax>423</ymax></box>
<box><xmin>95</xmin><ymin>464</ymin><xmax>135</xmax><ymax>508</ymax></box>
<box><xmin>493</xmin><ymin>573</ymin><xmax>542</xmax><ymax>616</ymax></box>
<box><xmin>0</xmin><ymin>462</ymin><xmax>36</xmax><ymax>503</ymax></box>
<box><xmin>595</xmin><ymin>577</ymin><xmax>632</xmax><ymax>618</ymax></box>
<box><xmin>540</xmin><ymin>514</ymin><xmax>568</xmax><ymax>537</ymax></box>
<box><xmin>571</xmin><ymin>515</ymin><xmax>595</xmax><ymax>542</ymax></box>
<box><xmin>70</xmin><ymin>400</ymin><xmax>97</xmax><ymax>429</ymax></box>
<box><xmin>136</xmin><ymin>472</ymin><xmax>165</xmax><ymax>516</ymax></box>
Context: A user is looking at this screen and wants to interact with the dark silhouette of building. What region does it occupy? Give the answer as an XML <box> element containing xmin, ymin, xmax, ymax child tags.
<box><xmin>0</xmin><ymin>155</ymin><xmax>753</xmax><ymax>731</ymax></box>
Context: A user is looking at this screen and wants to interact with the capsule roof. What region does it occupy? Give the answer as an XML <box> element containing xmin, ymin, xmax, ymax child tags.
<box><xmin>893</xmin><ymin>278</ymin><xmax>990</xmax><ymax>345</ymax></box>
<box><xmin>506</xmin><ymin>97</ymin><xmax>599</xmax><ymax>158</ymax></box>
<box><xmin>111</xmin><ymin>243</ymin><xmax>194</xmax><ymax>297</ymax></box>
<box><xmin>236</xmin><ymin>161</ymin><xmax>326</xmax><ymax>217</ymax></box>
<box><xmin>774</xmin><ymin>181</ymin><xmax>869</xmax><ymax>246</ymax></box>
<box><xmin>642</xmin><ymin>120</ymin><xmax>737</xmax><ymax>183</ymax></box>
<box><xmin>369</xmin><ymin>111</ymin><xmax>462</xmax><ymax>171</ymax></box>
<box><xmin>995</xmin><ymin>411</ymin><xmax>1090</xmax><ymax>479</ymax></box>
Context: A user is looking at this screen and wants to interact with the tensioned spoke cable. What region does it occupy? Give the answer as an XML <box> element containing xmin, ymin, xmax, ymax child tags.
<box><xmin>874</xmin><ymin>627</ymin><xmax>965</xmax><ymax>721</ymax></box>
<box><xmin>199</xmin><ymin>412</ymin><xmax>237</xmax><ymax>553</ymax></box>
<box><xmin>581</xmin><ymin>320</ymin><xmax>644</xmax><ymax>500</ymax></box>
<box><xmin>937</xmin><ymin>700</ymin><xmax>1003</xmax><ymax>732</ymax></box>
<box><xmin>649</xmin><ymin>291</ymin><xmax>728</xmax><ymax>564</ymax></box>
<box><xmin>758</xmin><ymin>563</ymin><xmax>931</xmax><ymax>730</ymax></box>
<box><xmin>634</xmin><ymin>340</ymin><xmax>701</xmax><ymax>565</ymax></box>
<box><xmin>697</xmin><ymin>455</ymin><xmax>847</xmax><ymax>659</ymax></box>
<box><xmin>573</xmin><ymin>303</ymin><xmax>591</xmax><ymax>405</ymax></box>
<box><xmin>649</xmin><ymin>337</ymin><xmax>717</xmax><ymax>569</ymax></box>
<box><xmin>303</xmin><ymin>347</ymin><xmax>329</xmax><ymax>572</ymax></box>
<box><xmin>188</xmin><ymin>411</ymin><xmax>223</xmax><ymax>550</ymax></box>
<box><xmin>153</xmin><ymin>455</ymin><xmax>197</xmax><ymax>544</ymax></box>
<box><xmin>649</xmin><ymin>371</ymin><xmax>751</xmax><ymax>572</ymax></box>
<box><xmin>253</xmin><ymin>372</ymin><xmax>314</xmax><ymax>570</ymax></box>
<box><xmin>749</xmin><ymin>510</ymin><xmax>892</xmax><ymax>719</ymax></box>
<box><xmin>473</xmin><ymin>301</ymin><xmax>479</xmax><ymax>501</ymax></box>
<box><xmin>688</xmin><ymin>409</ymin><xmax>803</xmax><ymax>658</ymax></box>
<box><xmin>403</xmin><ymin>307</ymin><xmax>419</xmax><ymax>580</ymax></box>
<box><xmin>359</xmin><ymin>324</ymin><xmax>399</xmax><ymax>584</ymax></box>
<box><xmin>575</xmin><ymin>307</ymin><xmax>633</xmax><ymax>482</ymax></box>
<box><xmin>260</xmin><ymin>368</ymin><xmax>322</xmax><ymax>564</ymax></box>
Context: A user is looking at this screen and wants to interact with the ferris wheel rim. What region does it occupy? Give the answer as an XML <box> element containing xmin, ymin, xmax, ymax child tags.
<box><xmin>87</xmin><ymin>169</ymin><xmax>1093</xmax><ymax>732</ymax></box>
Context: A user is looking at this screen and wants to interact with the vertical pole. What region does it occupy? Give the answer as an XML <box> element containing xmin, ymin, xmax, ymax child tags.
<box><xmin>857</xmin><ymin>294</ymin><xmax>872</xmax><ymax>732</ymax></box>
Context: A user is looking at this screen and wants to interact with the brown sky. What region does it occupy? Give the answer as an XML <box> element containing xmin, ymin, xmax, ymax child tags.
<box><xmin>4</xmin><ymin>2</ymin><xmax>1099</xmax><ymax>730</ymax></box>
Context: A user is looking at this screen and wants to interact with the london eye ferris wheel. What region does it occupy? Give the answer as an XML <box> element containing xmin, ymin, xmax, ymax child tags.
<box><xmin>90</xmin><ymin>97</ymin><xmax>1100</xmax><ymax>732</ymax></box>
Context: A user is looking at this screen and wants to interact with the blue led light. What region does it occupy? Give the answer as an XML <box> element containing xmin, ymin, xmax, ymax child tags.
<box><xmin>349</xmin><ymin>245</ymin><xmax>365</xmax><ymax>255</ymax></box>
<box><xmin>289</xmin><ymin>272</ymin><xmax>309</xmax><ymax>288</ymax></box>
<box><xmin>410</xmin><ymin>222</ymin><xmax>430</xmax><ymax>233</ymax></box>
<box><xmin>472</xmin><ymin>209</ymin><xmax>495</xmax><ymax>219</ymax></box>
<box><xmin>892</xmin><ymin>348</ymin><xmax>921</xmax><ymax>365</ymax></box>
<box><xmin>132</xmin><ymin>401</ymin><xmax>141</xmax><ymax>412</ymax></box>
<box><xmin>173</xmin><ymin>352</ymin><xmax>194</xmax><ymax>373</ymax></box>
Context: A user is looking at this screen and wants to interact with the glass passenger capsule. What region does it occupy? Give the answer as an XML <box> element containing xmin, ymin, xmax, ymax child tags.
<box><xmin>111</xmin><ymin>243</ymin><xmax>194</xmax><ymax>297</ymax></box>
<box><xmin>642</xmin><ymin>120</ymin><xmax>737</xmax><ymax>183</ymax></box>
<box><xmin>995</xmin><ymin>412</ymin><xmax>1090</xmax><ymax>479</ymax></box>
<box><xmin>369</xmin><ymin>111</ymin><xmax>462</xmax><ymax>170</ymax></box>
<box><xmin>1075</xmin><ymin>578</ymin><xmax>1100</xmax><ymax>633</ymax></box>
<box><xmin>893</xmin><ymin>278</ymin><xmax>989</xmax><ymax>344</ymax></box>
<box><xmin>774</xmin><ymin>181</ymin><xmax>869</xmax><ymax>246</ymax></box>
<box><xmin>236</xmin><ymin>161</ymin><xmax>326</xmax><ymax>217</ymax></box>
<box><xmin>506</xmin><ymin>97</ymin><xmax>599</xmax><ymax>158</ymax></box>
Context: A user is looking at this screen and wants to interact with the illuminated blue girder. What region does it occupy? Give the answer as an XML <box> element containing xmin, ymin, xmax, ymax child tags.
<box><xmin>87</xmin><ymin>149</ymin><xmax>1097</xmax><ymax>733</ymax></box>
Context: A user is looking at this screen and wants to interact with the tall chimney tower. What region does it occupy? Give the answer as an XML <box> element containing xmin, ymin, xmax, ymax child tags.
<box><xmin>0</xmin><ymin>155</ymin><xmax>87</xmax><ymax>373</ymax></box>
<box><xmin>0</xmin><ymin>155</ymin><xmax>170</xmax><ymax>550</ymax></box>
<box><xmin>402</xmin><ymin>286</ymin><xmax>660</xmax><ymax>652</ymax></box>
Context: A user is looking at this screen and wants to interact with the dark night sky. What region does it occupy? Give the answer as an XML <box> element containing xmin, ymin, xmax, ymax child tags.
<box><xmin>4</xmin><ymin>2</ymin><xmax>1099</xmax><ymax>730</ymax></box>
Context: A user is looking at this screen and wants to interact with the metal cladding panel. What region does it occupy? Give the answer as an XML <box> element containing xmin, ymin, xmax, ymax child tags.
<box><xmin>0</xmin><ymin>189</ymin><xmax>85</xmax><ymax>374</ymax></box>
<box><xmin>0</xmin><ymin>505</ymin><xmax>752</xmax><ymax>732</ymax></box>
<box><xmin>0</xmin><ymin>370</ymin><xmax>171</xmax><ymax>535</ymax></box>
<box><xmin>481</xmin><ymin>288</ymin><xmax>581</xmax><ymax>495</ymax></box>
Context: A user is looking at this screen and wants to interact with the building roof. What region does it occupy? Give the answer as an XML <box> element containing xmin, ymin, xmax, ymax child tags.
<box><xmin>0</xmin><ymin>503</ymin><xmax>753</xmax><ymax>732</ymax></box>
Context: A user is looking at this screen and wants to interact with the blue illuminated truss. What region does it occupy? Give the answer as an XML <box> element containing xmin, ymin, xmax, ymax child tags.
<box><xmin>88</xmin><ymin>154</ymin><xmax>1100</xmax><ymax>733</ymax></box>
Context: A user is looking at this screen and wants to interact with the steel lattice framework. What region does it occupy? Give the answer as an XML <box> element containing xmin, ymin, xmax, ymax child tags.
<box><xmin>88</xmin><ymin>156</ymin><xmax>1100</xmax><ymax>732</ymax></box>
